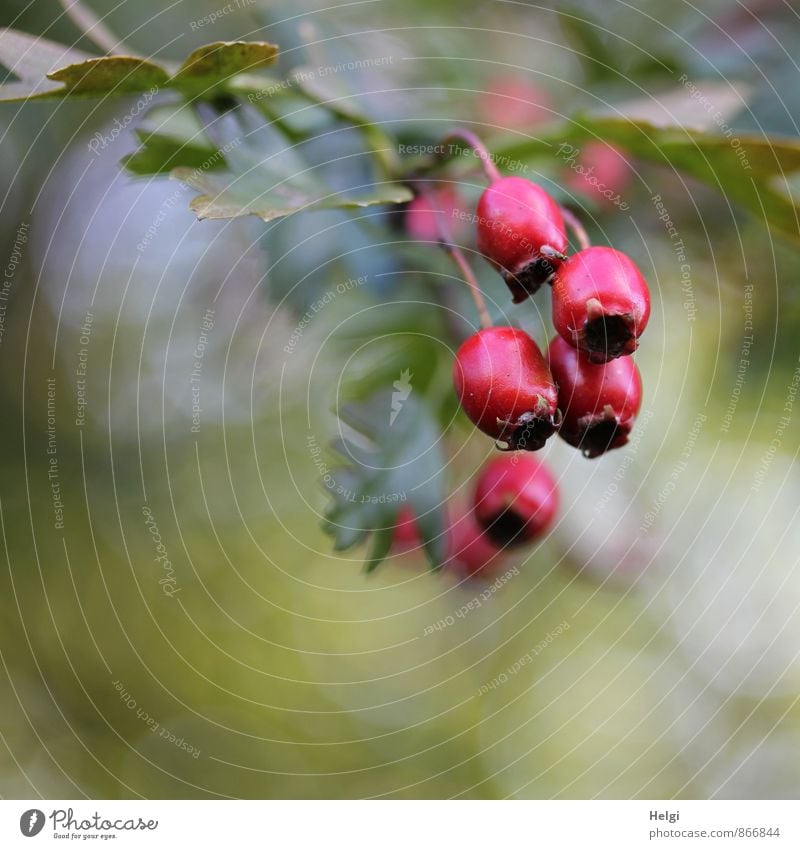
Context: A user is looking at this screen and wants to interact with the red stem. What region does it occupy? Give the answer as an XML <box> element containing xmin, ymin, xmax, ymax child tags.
<box><xmin>419</xmin><ymin>184</ymin><xmax>493</xmax><ymax>330</ymax></box>
<box><xmin>560</xmin><ymin>206</ymin><xmax>591</xmax><ymax>251</ymax></box>
<box><xmin>441</xmin><ymin>128</ymin><xmax>501</xmax><ymax>183</ymax></box>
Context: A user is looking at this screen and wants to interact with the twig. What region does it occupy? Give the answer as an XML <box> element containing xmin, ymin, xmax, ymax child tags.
<box><xmin>441</xmin><ymin>128</ymin><xmax>501</xmax><ymax>183</ymax></box>
<box><xmin>561</xmin><ymin>206</ymin><xmax>591</xmax><ymax>251</ymax></box>
<box><xmin>419</xmin><ymin>184</ymin><xmax>492</xmax><ymax>329</ymax></box>
<box><xmin>57</xmin><ymin>0</ymin><xmax>129</xmax><ymax>55</ymax></box>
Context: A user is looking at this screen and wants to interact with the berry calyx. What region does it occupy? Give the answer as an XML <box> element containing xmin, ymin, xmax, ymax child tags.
<box><xmin>405</xmin><ymin>186</ymin><xmax>466</xmax><ymax>243</ymax></box>
<box><xmin>552</xmin><ymin>246</ymin><xmax>651</xmax><ymax>363</ymax></box>
<box><xmin>474</xmin><ymin>455</ymin><xmax>559</xmax><ymax>547</ymax></box>
<box><xmin>453</xmin><ymin>326</ymin><xmax>560</xmax><ymax>451</ymax></box>
<box><xmin>476</xmin><ymin>176</ymin><xmax>568</xmax><ymax>302</ymax></box>
<box><xmin>547</xmin><ymin>335</ymin><xmax>642</xmax><ymax>458</ymax></box>
<box><xmin>445</xmin><ymin>509</ymin><xmax>506</xmax><ymax>579</ymax></box>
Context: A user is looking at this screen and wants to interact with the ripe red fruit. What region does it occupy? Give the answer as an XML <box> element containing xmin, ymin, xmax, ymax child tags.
<box><xmin>453</xmin><ymin>326</ymin><xmax>560</xmax><ymax>451</ymax></box>
<box><xmin>552</xmin><ymin>246</ymin><xmax>650</xmax><ymax>363</ymax></box>
<box><xmin>405</xmin><ymin>186</ymin><xmax>467</xmax><ymax>243</ymax></box>
<box><xmin>391</xmin><ymin>505</ymin><xmax>420</xmax><ymax>551</ymax></box>
<box><xmin>476</xmin><ymin>176</ymin><xmax>567</xmax><ymax>302</ymax></box>
<box><xmin>565</xmin><ymin>141</ymin><xmax>632</xmax><ymax>207</ymax></box>
<box><xmin>446</xmin><ymin>509</ymin><xmax>506</xmax><ymax>579</ymax></box>
<box><xmin>474</xmin><ymin>455</ymin><xmax>559</xmax><ymax>547</ymax></box>
<box><xmin>548</xmin><ymin>335</ymin><xmax>642</xmax><ymax>458</ymax></box>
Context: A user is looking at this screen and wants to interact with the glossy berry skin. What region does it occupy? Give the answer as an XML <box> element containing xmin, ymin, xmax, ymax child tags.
<box><xmin>453</xmin><ymin>327</ymin><xmax>560</xmax><ymax>451</ymax></box>
<box><xmin>552</xmin><ymin>246</ymin><xmax>650</xmax><ymax>363</ymax></box>
<box><xmin>548</xmin><ymin>335</ymin><xmax>642</xmax><ymax>458</ymax></box>
<box><xmin>405</xmin><ymin>186</ymin><xmax>466</xmax><ymax>243</ymax></box>
<box><xmin>476</xmin><ymin>176</ymin><xmax>567</xmax><ymax>302</ymax></box>
<box><xmin>474</xmin><ymin>455</ymin><xmax>559</xmax><ymax>547</ymax></box>
<box><xmin>446</xmin><ymin>509</ymin><xmax>506</xmax><ymax>579</ymax></box>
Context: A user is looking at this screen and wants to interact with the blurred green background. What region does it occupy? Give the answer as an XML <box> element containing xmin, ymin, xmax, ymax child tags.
<box><xmin>1</xmin><ymin>0</ymin><xmax>800</xmax><ymax>799</ymax></box>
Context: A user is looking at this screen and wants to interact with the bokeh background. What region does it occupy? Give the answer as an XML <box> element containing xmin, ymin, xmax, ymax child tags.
<box><xmin>1</xmin><ymin>0</ymin><xmax>800</xmax><ymax>799</ymax></box>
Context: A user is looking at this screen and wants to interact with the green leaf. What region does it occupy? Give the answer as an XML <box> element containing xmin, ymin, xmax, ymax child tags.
<box><xmin>172</xmin><ymin>41</ymin><xmax>278</xmax><ymax>95</ymax></box>
<box><xmin>496</xmin><ymin>117</ymin><xmax>800</xmax><ymax>246</ymax></box>
<box><xmin>0</xmin><ymin>30</ymin><xmax>278</xmax><ymax>102</ymax></box>
<box><xmin>121</xmin><ymin>104</ymin><xmax>222</xmax><ymax>176</ymax></box>
<box><xmin>47</xmin><ymin>56</ymin><xmax>169</xmax><ymax>94</ymax></box>
<box><xmin>173</xmin><ymin>167</ymin><xmax>412</xmax><ymax>222</ymax></box>
<box><xmin>323</xmin><ymin>393</ymin><xmax>448</xmax><ymax>573</ymax></box>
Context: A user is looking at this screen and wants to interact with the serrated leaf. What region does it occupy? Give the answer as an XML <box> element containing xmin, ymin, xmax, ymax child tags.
<box><xmin>121</xmin><ymin>103</ymin><xmax>223</xmax><ymax>176</ymax></box>
<box><xmin>0</xmin><ymin>31</ymin><xmax>278</xmax><ymax>103</ymax></box>
<box><xmin>173</xmin><ymin>167</ymin><xmax>412</xmax><ymax>222</ymax></box>
<box><xmin>47</xmin><ymin>56</ymin><xmax>169</xmax><ymax>94</ymax></box>
<box><xmin>323</xmin><ymin>393</ymin><xmax>447</xmax><ymax>573</ymax></box>
<box><xmin>172</xmin><ymin>41</ymin><xmax>278</xmax><ymax>94</ymax></box>
<box><xmin>365</xmin><ymin>527</ymin><xmax>394</xmax><ymax>574</ymax></box>
<box><xmin>496</xmin><ymin>117</ymin><xmax>800</xmax><ymax>246</ymax></box>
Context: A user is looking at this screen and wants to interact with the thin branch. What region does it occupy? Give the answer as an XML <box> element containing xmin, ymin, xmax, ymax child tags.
<box><xmin>441</xmin><ymin>128</ymin><xmax>501</xmax><ymax>183</ymax></box>
<box><xmin>419</xmin><ymin>184</ymin><xmax>492</xmax><ymax>330</ymax></box>
<box><xmin>57</xmin><ymin>0</ymin><xmax>129</xmax><ymax>55</ymax></box>
<box><xmin>561</xmin><ymin>206</ymin><xmax>591</xmax><ymax>251</ymax></box>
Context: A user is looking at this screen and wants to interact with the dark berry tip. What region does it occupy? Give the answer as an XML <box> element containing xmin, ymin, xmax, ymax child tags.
<box><xmin>503</xmin><ymin>256</ymin><xmax>559</xmax><ymax>302</ymax></box>
<box><xmin>483</xmin><ymin>507</ymin><xmax>529</xmax><ymax>548</ymax></box>
<box><xmin>576</xmin><ymin>413</ymin><xmax>631</xmax><ymax>458</ymax></box>
<box><xmin>583</xmin><ymin>312</ymin><xmax>636</xmax><ymax>362</ymax></box>
<box><xmin>505</xmin><ymin>411</ymin><xmax>558</xmax><ymax>452</ymax></box>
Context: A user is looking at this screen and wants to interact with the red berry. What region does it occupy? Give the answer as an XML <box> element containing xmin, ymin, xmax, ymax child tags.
<box><xmin>547</xmin><ymin>335</ymin><xmax>642</xmax><ymax>458</ymax></box>
<box><xmin>446</xmin><ymin>509</ymin><xmax>506</xmax><ymax>579</ymax></box>
<box><xmin>405</xmin><ymin>186</ymin><xmax>467</xmax><ymax>243</ymax></box>
<box><xmin>480</xmin><ymin>76</ymin><xmax>552</xmax><ymax>130</ymax></box>
<box><xmin>552</xmin><ymin>246</ymin><xmax>651</xmax><ymax>363</ymax></box>
<box><xmin>476</xmin><ymin>176</ymin><xmax>567</xmax><ymax>302</ymax></box>
<box><xmin>391</xmin><ymin>505</ymin><xmax>420</xmax><ymax>551</ymax></box>
<box><xmin>474</xmin><ymin>454</ymin><xmax>559</xmax><ymax>547</ymax></box>
<box><xmin>565</xmin><ymin>142</ymin><xmax>632</xmax><ymax>207</ymax></box>
<box><xmin>453</xmin><ymin>326</ymin><xmax>560</xmax><ymax>451</ymax></box>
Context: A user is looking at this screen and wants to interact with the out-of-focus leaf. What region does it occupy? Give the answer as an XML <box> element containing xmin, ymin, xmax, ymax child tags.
<box><xmin>56</xmin><ymin>0</ymin><xmax>127</xmax><ymax>54</ymax></box>
<box><xmin>172</xmin><ymin>41</ymin><xmax>278</xmax><ymax>94</ymax></box>
<box><xmin>121</xmin><ymin>104</ymin><xmax>222</xmax><ymax>176</ymax></box>
<box><xmin>0</xmin><ymin>28</ymin><xmax>91</xmax><ymax>100</ymax></box>
<box><xmin>173</xmin><ymin>167</ymin><xmax>412</xmax><ymax>222</ymax></box>
<box><xmin>496</xmin><ymin>117</ymin><xmax>800</xmax><ymax>245</ymax></box>
<box><xmin>323</xmin><ymin>393</ymin><xmax>448</xmax><ymax>572</ymax></box>
<box><xmin>558</xmin><ymin>9</ymin><xmax>681</xmax><ymax>83</ymax></box>
<box><xmin>0</xmin><ymin>30</ymin><xmax>278</xmax><ymax>102</ymax></box>
<box><xmin>47</xmin><ymin>56</ymin><xmax>169</xmax><ymax>94</ymax></box>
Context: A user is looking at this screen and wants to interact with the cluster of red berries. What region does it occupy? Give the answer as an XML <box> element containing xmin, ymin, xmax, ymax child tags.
<box><xmin>456</xmin><ymin>175</ymin><xmax>649</xmax><ymax>460</ymax></box>
<box><xmin>398</xmin><ymin>169</ymin><xmax>650</xmax><ymax>580</ymax></box>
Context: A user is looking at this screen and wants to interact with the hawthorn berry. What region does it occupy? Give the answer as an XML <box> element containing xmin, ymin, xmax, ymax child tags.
<box><xmin>480</xmin><ymin>75</ymin><xmax>553</xmax><ymax>130</ymax></box>
<box><xmin>552</xmin><ymin>246</ymin><xmax>650</xmax><ymax>363</ymax></box>
<box><xmin>446</xmin><ymin>509</ymin><xmax>506</xmax><ymax>579</ymax></box>
<box><xmin>547</xmin><ymin>335</ymin><xmax>642</xmax><ymax>458</ymax></box>
<box><xmin>565</xmin><ymin>141</ymin><xmax>632</xmax><ymax>207</ymax></box>
<box><xmin>390</xmin><ymin>505</ymin><xmax>420</xmax><ymax>552</ymax></box>
<box><xmin>453</xmin><ymin>326</ymin><xmax>560</xmax><ymax>451</ymax></box>
<box><xmin>474</xmin><ymin>454</ymin><xmax>559</xmax><ymax>547</ymax></box>
<box><xmin>476</xmin><ymin>176</ymin><xmax>567</xmax><ymax>302</ymax></box>
<box><xmin>405</xmin><ymin>186</ymin><xmax>466</xmax><ymax>243</ymax></box>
